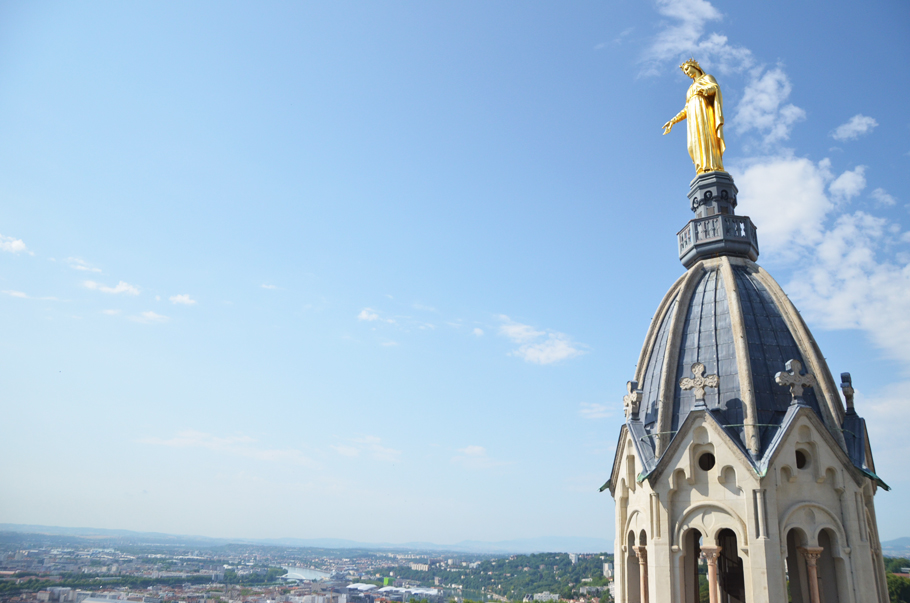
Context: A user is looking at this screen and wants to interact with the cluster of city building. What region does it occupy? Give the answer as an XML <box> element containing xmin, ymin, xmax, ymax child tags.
<box><xmin>1</xmin><ymin>543</ymin><xmax>618</xmax><ymax>603</ymax></box>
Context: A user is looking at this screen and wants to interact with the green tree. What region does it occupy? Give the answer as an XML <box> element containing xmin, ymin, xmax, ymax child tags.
<box><xmin>698</xmin><ymin>575</ymin><xmax>709</xmax><ymax>603</ymax></box>
<box><xmin>889</xmin><ymin>574</ymin><xmax>910</xmax><ymax>603</ymax></box>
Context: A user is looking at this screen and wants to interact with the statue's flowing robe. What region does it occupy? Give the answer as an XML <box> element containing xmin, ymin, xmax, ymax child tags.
<box><xmin>683</xmin><ymin>74</ymin><xmax>725</xmax><ymax>174</ymax></box>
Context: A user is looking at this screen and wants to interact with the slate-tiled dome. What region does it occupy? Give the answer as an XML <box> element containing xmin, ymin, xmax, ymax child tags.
<box><xmin>629</xmin><ymin>255</ymin><xmax>847</xmax><ymax>467</ymax></box>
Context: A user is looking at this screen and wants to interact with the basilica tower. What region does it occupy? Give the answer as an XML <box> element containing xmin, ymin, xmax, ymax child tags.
<box><xmin>604</xmin><ymin>168</ymin><xmax>891</xmax><ymax>603</ymax></box>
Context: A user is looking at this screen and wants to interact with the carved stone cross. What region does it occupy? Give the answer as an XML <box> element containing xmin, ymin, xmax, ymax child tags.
<box><xmin>774</xmin><ymin>359</ymin><xmax>817</xmax><ymax>405</ymax></box>
<box><xmin>623</xmin><ymin>380</ymin><xmax>643</xmax><ymax>420</ymax></box>
<box><xmin>679</xmin><ymin>362</ymin><xmax>719</xmax><ymax>403</ymax></box>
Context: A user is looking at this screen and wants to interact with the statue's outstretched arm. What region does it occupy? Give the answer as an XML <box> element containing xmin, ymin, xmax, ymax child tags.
<box><xmin>662</xmin><ymin>108</ymin><xmax>687</xmax><ymax>135</ymax></box>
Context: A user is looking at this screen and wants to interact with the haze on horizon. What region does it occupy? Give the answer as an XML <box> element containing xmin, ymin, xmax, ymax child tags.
<box><xmin>0</xmin><ymin>0</ymin><xmax>908</xmax><ymax>546</ymax></box>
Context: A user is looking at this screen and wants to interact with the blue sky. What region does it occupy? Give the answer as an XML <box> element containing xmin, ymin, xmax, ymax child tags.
<box><xmin>1</xmin><ymin>0</ymin><xmax>908</xmax><ymax>548</ymax></box>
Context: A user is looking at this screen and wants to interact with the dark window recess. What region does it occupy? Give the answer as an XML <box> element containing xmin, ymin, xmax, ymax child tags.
<box><xmin>698</xmin><ymin>452</ymin><xmax>716</xmax><ymax>471</ymax></box>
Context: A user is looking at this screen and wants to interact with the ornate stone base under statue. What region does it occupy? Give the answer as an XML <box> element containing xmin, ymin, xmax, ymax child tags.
<box><xmin>678</xmin><ymin>172</ymin><xmax>758</xmax><ymax>268</ymax></box>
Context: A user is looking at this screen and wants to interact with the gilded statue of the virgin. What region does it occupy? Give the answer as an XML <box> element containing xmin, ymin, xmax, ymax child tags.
<box><xmin>662</xmin><ymin>58</ymin><xmax>726</xmax><ymax>174</ymax></box>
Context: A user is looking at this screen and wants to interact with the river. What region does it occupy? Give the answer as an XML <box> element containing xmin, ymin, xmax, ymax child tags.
<box><xmin>282</xmin><ymin>566</ymin><xmax>332</xmax><ymax>581</ymax></box>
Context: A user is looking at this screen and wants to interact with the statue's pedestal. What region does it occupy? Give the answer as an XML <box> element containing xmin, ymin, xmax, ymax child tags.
<box><xmin>677</xmin><ymin>172</ymin><xmax>759</xmax><ymax>268</ymax></box>
<box><xmin>688</xmin><ymin>171</ymin><xmax>738</xmax><ymax>217</ymax></box>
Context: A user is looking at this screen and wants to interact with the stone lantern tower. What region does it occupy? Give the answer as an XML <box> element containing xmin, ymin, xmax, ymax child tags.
<box><xmin>604</xmin><ymin>172</ymin><xmax>891</xmax><ymax>603</ymax></box>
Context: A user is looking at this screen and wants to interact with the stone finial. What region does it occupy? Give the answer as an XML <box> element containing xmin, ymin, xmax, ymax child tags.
<box><xmin>775</xmin><ymin>359</ymin><xmax>817</xmax><ymax>406</ymax></box>
<box><xmin>679</xmin><ymin>362</ymin><xmax>719</xmax><ymax>408</ymax></box>
<box><xmin>841</xmin><ymin>372</ymin><xmax>855</xmax><ymax>414</ymax></box>
<box><xmin>623</xmin><ymin>380</ymin><xmax>643</xmax><ymax>420</ymax></box>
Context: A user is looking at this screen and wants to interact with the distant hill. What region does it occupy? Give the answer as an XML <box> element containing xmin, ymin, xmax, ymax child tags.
<box><xmin>261</xmin><ymin>536</ymin><xmax>611</xmax><ymax>554</ymax></box>
<box><xmin>883</xmin><ymin>536</ymin><xmax>910</xmax><ymax>558</ymax></box>
<box><xmin>0</xmin><ymin>524</ymin><xmax>611</xmax><ymax>554</ymax></box>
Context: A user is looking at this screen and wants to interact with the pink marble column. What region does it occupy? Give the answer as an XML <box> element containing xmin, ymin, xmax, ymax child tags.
<box><xmin>798</xmin><ymin>547</ymin><xmax>824</xmax><ymax>603</ymax></box>
<box><xmin>632</xmin><ymin>545</ymin><xmax>648</xmax><ymax>603</ymax></box>
<box><xmin>700</xmin><ymin>546</ymin><xmax>722</xmax><ymax>603</ymax></box>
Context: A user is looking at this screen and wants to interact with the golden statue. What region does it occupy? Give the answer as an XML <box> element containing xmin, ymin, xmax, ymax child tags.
<box><xmin>662</xmin><ymin>59</ymin><xmax>726</xmax><ymax>174</ymax></box>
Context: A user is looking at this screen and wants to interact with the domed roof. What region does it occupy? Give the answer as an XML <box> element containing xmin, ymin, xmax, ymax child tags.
<box><xmin>606</xmin><ymin>172</ymin><xmax>883</xmax><ymax>488</ymax></box>
<box><xmin>625</xmin><ymin>255</ymin><xmax>850</xmax><ymax>470</ymax></box>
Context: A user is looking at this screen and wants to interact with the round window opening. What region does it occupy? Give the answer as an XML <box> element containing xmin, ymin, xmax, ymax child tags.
<box><xmin>796</xmin><ymin>450</ymin><xmax>808</xmax><ymax>469</ymax></box>
<box><xmin>698</xmin><ymin>452</ymin><xmax>716</xmax><ymax>471</ymax></box>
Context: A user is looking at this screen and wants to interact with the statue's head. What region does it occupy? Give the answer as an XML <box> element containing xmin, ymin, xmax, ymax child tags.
<box><xmin>679</xmin><ymin>58</ymin><xmax>704</xmax><ymax>79</ymax></box>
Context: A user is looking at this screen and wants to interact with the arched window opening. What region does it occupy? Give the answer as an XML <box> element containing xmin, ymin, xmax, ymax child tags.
<box><xmin>627</xmin><ymin>531</ymin><xmax>641</xmax><ymax>603</ymax></box>
<box><xmin>716</xmin><ymin>528</ymin><xmax>745</xmax><ymax>603</ymax></box>
<box><xmin>817</xmin><ymin>529</ymin><xmax>842</xmax><ymax>603</ymax></box>
<box><xmin>681</xmin><ymin>529</ymin><xmax>707</xmax><ymax>603</ymax></box>
<box><xmin>786</xmin><ymin>528</ymin><xmax>810</xmax><ymax>603</ymax></box>
<box><xmin>795</xmin><ymin>449</ymin><xmax>809</xmax><ymax>469</ymax></box>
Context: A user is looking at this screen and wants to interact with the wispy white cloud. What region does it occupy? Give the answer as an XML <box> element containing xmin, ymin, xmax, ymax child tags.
<box><xmin>84</xmin><ymin>280</ymin><xmax>139</xmax><ymax>295</ymax></box>
<box><xmin>832</xmin><ymin>114</ymin><xmax>878</xmax><ymax>141</ymax></box>
<box><xmin>261</xmin><ymin>284</ymin><xmax>279</xmax><ymax>290</ymax></box>
<box><xmin>0</xmin><ymin>234</ymin><xmax>29</xmax><ymax>254</ymax></box>
<box><xmin>331</xmin><ymin>445</ymin><xmax>360</xmax><ymax>458</ymax></box>
<box><xmin>735</xmin><ymin>66</ymin><xmax>806</xmax><ymax>145</ymax></box>
<box><xmin>357</xmin><ymin>307</ymin><xmax>396</xmax><ymax>324</ymax></box>
<box><xmin>870</xmin><ymin>188</ymin><xmax>896</xmax><ymax>207</ymax></box>
<box><xmin>643</xmin><ymin>0</ymin><xmax>753</xmax><ymax>76</ymax></box>
<box><xmin>66</xmin><ymin>257</ymin><xmax>101</xmax><ymax>272</ymax></box>
<box><xmin>412</xmin><ymin>302</ymin><xmax>436</xmax><ymax>312</ymax></box>
<box><xmin>381</xmin><ymin>340</ymin><xmax>399</xmax><ymax>347</ymax></box>
<box><xmin>515</xmin><ymin>334</ymin><xmax>585</xmax><ymax>365</ymax></box>
<box><xmin>498</xmin><ymin>316</ymin><xmax>545</xmax><ymax>343</ymax></box>
<box><xmin>2</xmin><ymin>290</ymin><xmax>59</xmax><ymax>301</ymax></box>
<box><xmin>735</xmin><ymin>157</ymin><xmax>831</xmax><ymax>257</ymax></box>
<box><xmin>130</xmin><ymin>311</ymin><xmax>169</xmax><ymax>324</ymax></box>
<box><xmin>473</xmin><ymin>328</ymin><xmax>484</xmax><ymax>337</ymax></box>
<box><xmin>142</xmin><ymin>430</ymin><xmax>318</xmax><ymax>468</ymax></box>
<box><xmin>358</xmin><ymin>308</ymin><xmax>379</xmax><ymax>321</ymax></box>
<box><xmin>829</xmin><ymin>165</ymin><xmax>867</xmax><ymax>201</ymax></box>
<box><xmin>498</xmin><ymin>315</ymin><xmax>585</xmax><ymax>364</ymax></box>
<box><xmin>613</xmin><ymin>27</ymin><xmax>634</xmax><ymax>46</ymax></box>
<box><xmin>579</xmin><ymin>402</ymin><xmax>611</xmax><ymax>419</ymax></box>
<box><xmin>349</xmin><ymin>436</ymin><xmax>402</xmax><ymax>463</ymax></box>
<box><xmin>786</xmin><ymin>212</ymin><xmax>910</xmax><ymax>366</ymax></box>
<box><xmin>169</xmin><ymin>294</ymin><xmax>197</xmax><ymax>305</ymax></box>
<box><xmin>451</xmin><ymin>445</ymin><xmax>508</xmax><ymax>470</ymax></box>
<box><xmin>859</xmin><ymin>382</ymin><xmax>910</xmax><ymax>490</ymax></box>
<box><xmin>101</xmin><ymin>309</ymin><xmax>121</xmax><ymax>315</ymax></box>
